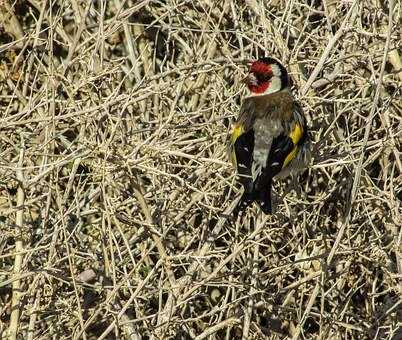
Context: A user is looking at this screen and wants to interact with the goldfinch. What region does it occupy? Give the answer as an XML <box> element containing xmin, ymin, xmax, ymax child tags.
<box><xmin>229</xmin><ymin>57</ymin><xmax>310</xmax><ymax>214</ymax></box>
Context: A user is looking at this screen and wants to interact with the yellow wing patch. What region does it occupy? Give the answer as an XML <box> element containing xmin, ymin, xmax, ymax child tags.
<box><xmin>229</xmin><ymin>123</ymin><xmax>245</xmax><ymax>165</ymax></box>
<box><xmin>283</xmin><ymin>122</ymin><xmax>303</xmax><ymax>168</ymax></box>
<box><xmin>289</xmin><ymin>122</ymin><xmax>303</xmax><ymax>145</ymax></box>
<box><xmin>283</xmin><ymin>145</ymin><xmax>299</xmax><ymax>167</ymax></box>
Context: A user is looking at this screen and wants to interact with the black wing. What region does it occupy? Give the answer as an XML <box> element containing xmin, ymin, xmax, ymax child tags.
<box><xmin>233</xmin><ymin>128</ymin><xmax>255</xmax><ymax>193</ymax></box>
<box><xmin>266</xmin><ymin>134</ymin><xmax>296</xmax><ymax>177</ymax></box>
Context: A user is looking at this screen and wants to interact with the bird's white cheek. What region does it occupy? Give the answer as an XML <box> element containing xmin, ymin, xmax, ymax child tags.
<box><xmin>266</xmin><ymin>77</ymin><xmax>281</xmax><ymax>94</ymax></box>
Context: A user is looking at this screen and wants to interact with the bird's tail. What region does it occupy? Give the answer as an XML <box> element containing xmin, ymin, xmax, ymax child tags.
<box><xmin>234</xmin><ymin>191</ymin><xmax>255</xmax><ymax>215</ymax></box>
<box><xmin>234</xmin><ymin>177</ymin><xmax>273</xmax><ymax>215</ymax></box>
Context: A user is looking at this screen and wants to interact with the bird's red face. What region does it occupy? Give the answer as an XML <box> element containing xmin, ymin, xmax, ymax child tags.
<box><xmin>245</xmin><ymin>60</ymin><xmax>274</xmax><ymax>94</ymax></box>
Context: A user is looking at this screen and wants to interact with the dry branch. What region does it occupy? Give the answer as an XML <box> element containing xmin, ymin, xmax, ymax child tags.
<box><xmin>0</xmin><ymin>1</ymin><xmax>401</xmax><ymax>339</ymax></box>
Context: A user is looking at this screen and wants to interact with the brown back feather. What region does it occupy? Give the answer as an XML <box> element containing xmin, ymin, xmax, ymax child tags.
<box><xmin>237</xmin><ymin>90</ymin><xmax>295</xmax><ymax>131</ymax></box>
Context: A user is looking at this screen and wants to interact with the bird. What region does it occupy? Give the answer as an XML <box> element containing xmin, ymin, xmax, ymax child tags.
<box><xmin>229</xmin><ymin>57</ymin><xmax>310</xmax><ymax>214</ymax></box>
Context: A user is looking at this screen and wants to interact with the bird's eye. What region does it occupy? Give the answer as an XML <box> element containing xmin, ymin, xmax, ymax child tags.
<box><xmin>256</xmin><ymin>72</ymin><xmax>271</xmax><ymax>82</ymax></box>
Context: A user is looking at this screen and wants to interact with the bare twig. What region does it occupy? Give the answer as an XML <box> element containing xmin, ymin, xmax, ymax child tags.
<box><xmin>1</xmin><ymin>0</ymin><xmax>400</xmax><ymax>338</ymax></box>
<box><xmin>8</xmin><ymin>142</ymin><xmax>25</xmax><ymax>340</ymax></box>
